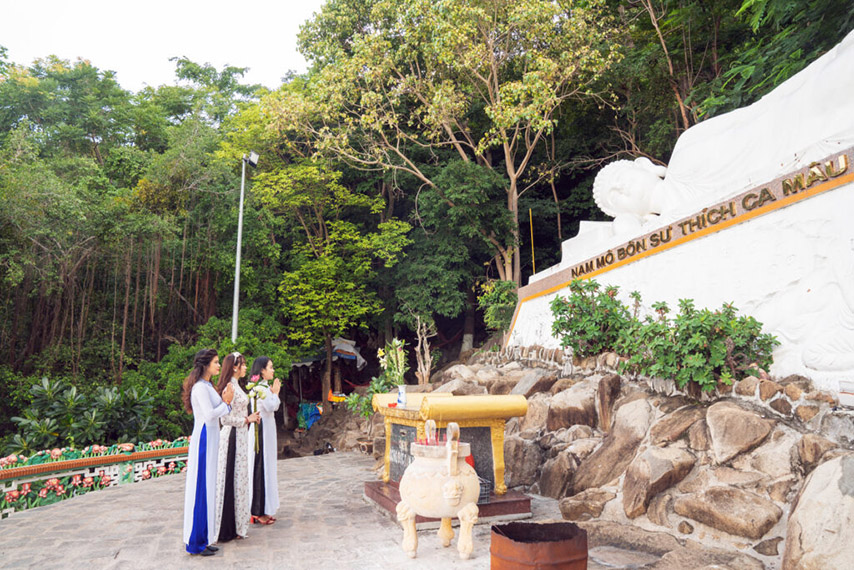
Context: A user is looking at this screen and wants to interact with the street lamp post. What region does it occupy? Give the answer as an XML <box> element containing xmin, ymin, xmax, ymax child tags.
<box><xmin>231</xmin><ymin>151</ymin><xmax>259</xmax><ymax>343</ymax></box>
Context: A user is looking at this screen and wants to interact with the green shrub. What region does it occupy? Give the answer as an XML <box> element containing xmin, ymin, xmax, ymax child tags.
<box><xmin>550</xmin><ymin>279</ymin><xmax>631</xmax><ymax>357</ymax></box>
<box><xmin>550</xmin><ymin>279</ymin><xmax>780</xmax><ymax>394</ymax></box>
<box><xmin>617</xmin><ymin>296</ymin><xmax>780</xmax><ymax>392</ymax></box>
<box><xmin>4</xmin><ymin>308</ymin><xmax>294</xmax><ymax>452</ymax></box>
<box><xmin>123</xmin><ymin>307</ymin><xmax>295</xmax><ymax>439</ymax></box>
<box><xmin>478</xmin><ymin>280</ymin><xmax>518</xmax><ymax>332</ymax></box>
<box><xmin>7</xmin><ymin>376</ymin><xmax>156</xmax><ymax>454</ymax></box>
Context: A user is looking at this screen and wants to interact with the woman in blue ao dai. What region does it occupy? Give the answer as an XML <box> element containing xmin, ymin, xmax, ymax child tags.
<box><xmin>181</xmin><ymin>349</ymin><xmax>234</xmax><ymax>556</ymax></box>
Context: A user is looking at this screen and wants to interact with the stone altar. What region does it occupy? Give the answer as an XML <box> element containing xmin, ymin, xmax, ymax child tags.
<box><xmin>372</xmin><ymin>392</ymin><xmax>527</xmax><ymax>494</ymax></box>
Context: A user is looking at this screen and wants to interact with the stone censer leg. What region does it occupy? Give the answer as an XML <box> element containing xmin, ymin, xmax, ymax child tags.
<box><xmin>438</xmin><ymin>517</ymin><xmax>454</xmax><ymax>547</ymax></box>
<box><xmin>457</xmin><ymin>503</ymin><xmax>479</xmax><ymax>560</ymax></box>
<box><xmin>396</xmin><ymin>502</ymin><xmax>418</xmax><ymax>558</ymax></box>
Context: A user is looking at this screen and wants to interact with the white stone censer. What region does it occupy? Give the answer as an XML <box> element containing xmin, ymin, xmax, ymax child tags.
<box><xmin>396</xmin><ymin>420</ymin><xmax>480</xmax><ymax>559</ymax></box>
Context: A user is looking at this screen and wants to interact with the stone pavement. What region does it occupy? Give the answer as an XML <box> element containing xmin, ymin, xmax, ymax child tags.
<box><xmin>0</xmin><ymin>452</ymin><xmax>661</xmax><ymax>569</ymax></box>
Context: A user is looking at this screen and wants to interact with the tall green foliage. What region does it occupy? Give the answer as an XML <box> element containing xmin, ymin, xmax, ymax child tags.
<box><xmin>287</xmin><ymin>0</ymin><xmax>622</xmax><ymax>284</ymax></box>
<box><xmin>0</xmin><ymin>5</ymin><xmax>841</xmax><ymax>441</ymax></box>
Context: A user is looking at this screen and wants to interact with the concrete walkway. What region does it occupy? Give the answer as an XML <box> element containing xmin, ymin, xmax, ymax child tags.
<box><xmin>0</xmin><ymin>452</ymin><xmax>657</xmax><ymax>569</ymax></box>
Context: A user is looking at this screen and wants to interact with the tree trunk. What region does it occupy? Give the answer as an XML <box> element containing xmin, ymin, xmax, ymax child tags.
<box><xmin>118</xmin><ymin>241</ymin><xmax>134</xmax><ymax>384</ymax></box>
<box><xmin>140</xmin><ymin>252</ymin><xmax>148</xmax><ymax>363</ymax></box>
<box><xmin>132</xmin><ymin>244</ymin><xmax>142</xmax><ymax>338</ymax></box>
<box><xmin>508</xmin><ymin>182</ymin><xmax>521</xmax><ymax>287</ymax></box>
<box><xmin>460</xmin><ymin>288</ymin><xmax>476</xmax><ymax>356</ymax></box>
<box><xmin>414</xmin><ymin>315</ymin><xmax>435</xmax><ymax>385</ymax></box>
<box><xmin>110</xmin><ymin>253</ymin><xmax>119</xmax><ymax>378</ymax></box>
<box><xmin>150</xmin><ymin>238</ymin><xmax>160</xmax><ymax>329</ymax></box>
<box><xmin>178</xmin><ymin>221</ymin><xmax>188</xmax><ymax>309</ymax></box>
<box><xmin>334</xmin><ymin>362</ymin><xmax>342</xmax><ymax>394</ymax></box>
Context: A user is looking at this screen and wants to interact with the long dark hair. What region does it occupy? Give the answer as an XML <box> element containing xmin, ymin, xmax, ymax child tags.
<box><xmin>249</xmin><ymin>356</ymin><xmax>271</xmax><ymax>383</ymax></box>
<box><xmin>216</xmin><ymin>352</ymin><xmax>246</xmax><ymax>395</ymax></box>
<box><xmin>181</xmin><ymin>348</ymin><xmax>218</xmax><ymax>414</ymax></box>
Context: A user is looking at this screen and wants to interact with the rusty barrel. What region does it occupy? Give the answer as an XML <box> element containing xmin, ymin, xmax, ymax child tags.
<box><xmin>490</xmin><ymin>521</ymin><xmax>588</xmax><ymax>569</ymax></box>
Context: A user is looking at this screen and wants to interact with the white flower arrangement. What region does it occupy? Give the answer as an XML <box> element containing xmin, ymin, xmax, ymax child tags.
<box><xmin>247</xmin><ymin>374</ymin><xmax>267</xmax><ymax>452</ymax></box>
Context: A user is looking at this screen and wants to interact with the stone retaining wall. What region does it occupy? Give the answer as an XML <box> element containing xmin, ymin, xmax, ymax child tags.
<box><xmin>472</xmin><ymin>346</ymin><xmax>847</xmax><ymax>444</ymax></box>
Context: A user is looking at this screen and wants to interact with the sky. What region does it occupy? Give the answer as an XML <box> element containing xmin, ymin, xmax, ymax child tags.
<box><xmin>0</xmin><ymin>0</ymin><xmax>328</xmax><ymax>92</ymax></box>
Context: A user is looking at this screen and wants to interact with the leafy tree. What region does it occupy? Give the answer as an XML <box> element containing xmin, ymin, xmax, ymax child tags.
<box><xmin>254</xmin><ymin>160</ymin><xmax>411</xmax><ymax>402</ymax></box>
<box><xmin>171</xmin><ymin>57</ymin><xmax>263</xmax><ymax>123</ymax></box>
<box><xmin>285</xmin><ymin>0</ymin><xmax>622</xmax><ymax>285</ymax></box>
<box><xmin>698</xmin><ymin>0</ymin><xmax>854</xmax><ymax>116</ymax></box>
<box><xmin>0</xmin><ymin>56</ymin><xmax>134</xmax><ymax>162</ymax></box>
<box><xmin>478</xmin><ymin>280</ymin><xmax>518</xmax><ymax>333</ymax></box>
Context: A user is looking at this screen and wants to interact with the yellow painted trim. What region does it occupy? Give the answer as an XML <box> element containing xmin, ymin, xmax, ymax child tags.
<box><xmin>504</xmin><ymin>168</ymin><xmax>854</xmax><ymax>346</ymax></box>
<box><xmin>419</xmin><ymin>395</ymin><xmax>528</xmax><ymax>421</ymax></box>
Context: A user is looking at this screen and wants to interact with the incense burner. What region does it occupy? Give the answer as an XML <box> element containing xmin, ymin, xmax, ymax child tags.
<box><xmin>396</xmin><ymin>421</ymin><xmax>480</xmax><ymax>559</ymax></box>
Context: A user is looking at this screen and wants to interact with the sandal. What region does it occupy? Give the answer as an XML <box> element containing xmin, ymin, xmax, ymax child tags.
<box><xmin>252</xmin><ymin>515</ymin><xmax>275</xmax><ymax>525</ymax></box>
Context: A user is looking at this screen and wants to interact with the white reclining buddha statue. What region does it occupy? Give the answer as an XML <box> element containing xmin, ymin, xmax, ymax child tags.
<box><xmin>593</xmin><ymin>28</ymin><xmax>854</xmax><ymax>233</ymax></box>
<box><xmin>585</xmin><ymin>29</ymin><xmax>854</xmax><ymax>382</ymax></box>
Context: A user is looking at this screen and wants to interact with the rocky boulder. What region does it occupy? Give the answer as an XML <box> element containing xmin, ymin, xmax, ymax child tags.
<box><xmin>767</xmin><ymin>475</ymin><xmax>797</xmax><ymax>503</ymax></box>
<box><xmin>819</xmin><ymin>411</ymin><xmax>854</xmax><ymax>448</ymax></box>
<box><xmin>504</xmin><ymin>434</ymin><xmax>544</xmax><ymax>487</ymax></box>
<box><xmin>622</xmin><ymin>447</ymin><xmax>696</xmax><ymax>518</ymax></box>
<box><xmin>782</xmin><ymin>453</ymin><xmax>854</xmax><ymax>569</ymax></box>
<box><xmin>650</xmin><ymin>405</ymin><xmax>704</xmax><ymax>446</ymax></box>
<box><xmin>517</xmin><ymin>392</ymin><xmax>550</xmax><ymax>433</ymax></box>
<box><xmin>732</xmin><ymin>426</ymin><xmax>799</xmax><ymax>479</ymax></box>
<box><xmin>573</xmin><ymin>397</ymin><xmax>652</xmax><ymax>494</ymax></box>
<box><xmin>652</xmin><ymin>548</ymin><xmax>765</xmax><ymax>570</ymax></box>
<box><xmin>510</xmin><ymin>369</ymin><xmax>558</xmax><ymax>398</ymax></box>
<box><xmin>539</xmin><ymin>424</ymin><xmax>595</xmax><ymax>449</ymax></box>
<box><xmin>646</xmin><ymin>493</ymin><xmax>672</xmax><ymax>528</ymax></box>
<box><xmin>432</xmin><ymin>377</ymin><xmax>487</xmax><ymax>395</ymax></box>
<box><xmin>706</xmin><ymin>401</ymin><xmax>773</xmax><ymax>464</ymax></box>
<box><xmin>546</xmin><ymin>380</ymin><xmax>597</xmax><ymax>431</ymax></box>
<box><xmin>673</xmin><ymin>486</ymin><xmax>782</xmax><ymax>539</ymax></box>
<box><xmin>559</xmin><ymin>488</ymin><xmax>616</xmax><ymax>521</ymax></box>
<box><xmin>795</xmin><ymin>433</ymin><xmax>837</xmax><ymax>475</ymax></box>
<box><xmin>475</xmin><ymin>366</ymin><xmax>501</xmax><ymax>384</ymax></box>
<box><xmin>488</xmin><ymin>378</ymin><xmax>517</xmax><ymax>395</ymax></box>
<box><xmin>596</xmin><ymin>374</ymin><xmax>622</xmax><ymax>433</ymax></box>
<box><xmin>538</xmin><ymin>450</ymin><xmax>577</xmax><ymax>498</ymax></box>
<box><xmin>550</xmin><ymin>376</ymin><xmax>580</xmax><ymax>394</ymax></box>
<box><xmin>442</xmin><ymin>364</ymin><xmax>476</xmax><ymax>382</ymax></box>
<box><xmin>687</xmin><ymin>419</ymin><xmax>711</xmax><ymax>451</ymax></box>
<box><xmin>566</xmin><ymin>437</ymin><xmax>600</xmax><ymax>462</ymax></box>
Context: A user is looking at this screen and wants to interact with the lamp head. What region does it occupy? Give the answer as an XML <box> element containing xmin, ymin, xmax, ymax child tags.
<box><xmin>245</xmin><ymin>151</ymin><xmax>259</xmax><ymax>168</ymax></box>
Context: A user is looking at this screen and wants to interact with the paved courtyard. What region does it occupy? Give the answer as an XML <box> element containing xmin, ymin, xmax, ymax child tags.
<box><xmin>0</xmin><ymin>452</ymin><xmax>660</xmax><ymax>569</ymax></box>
